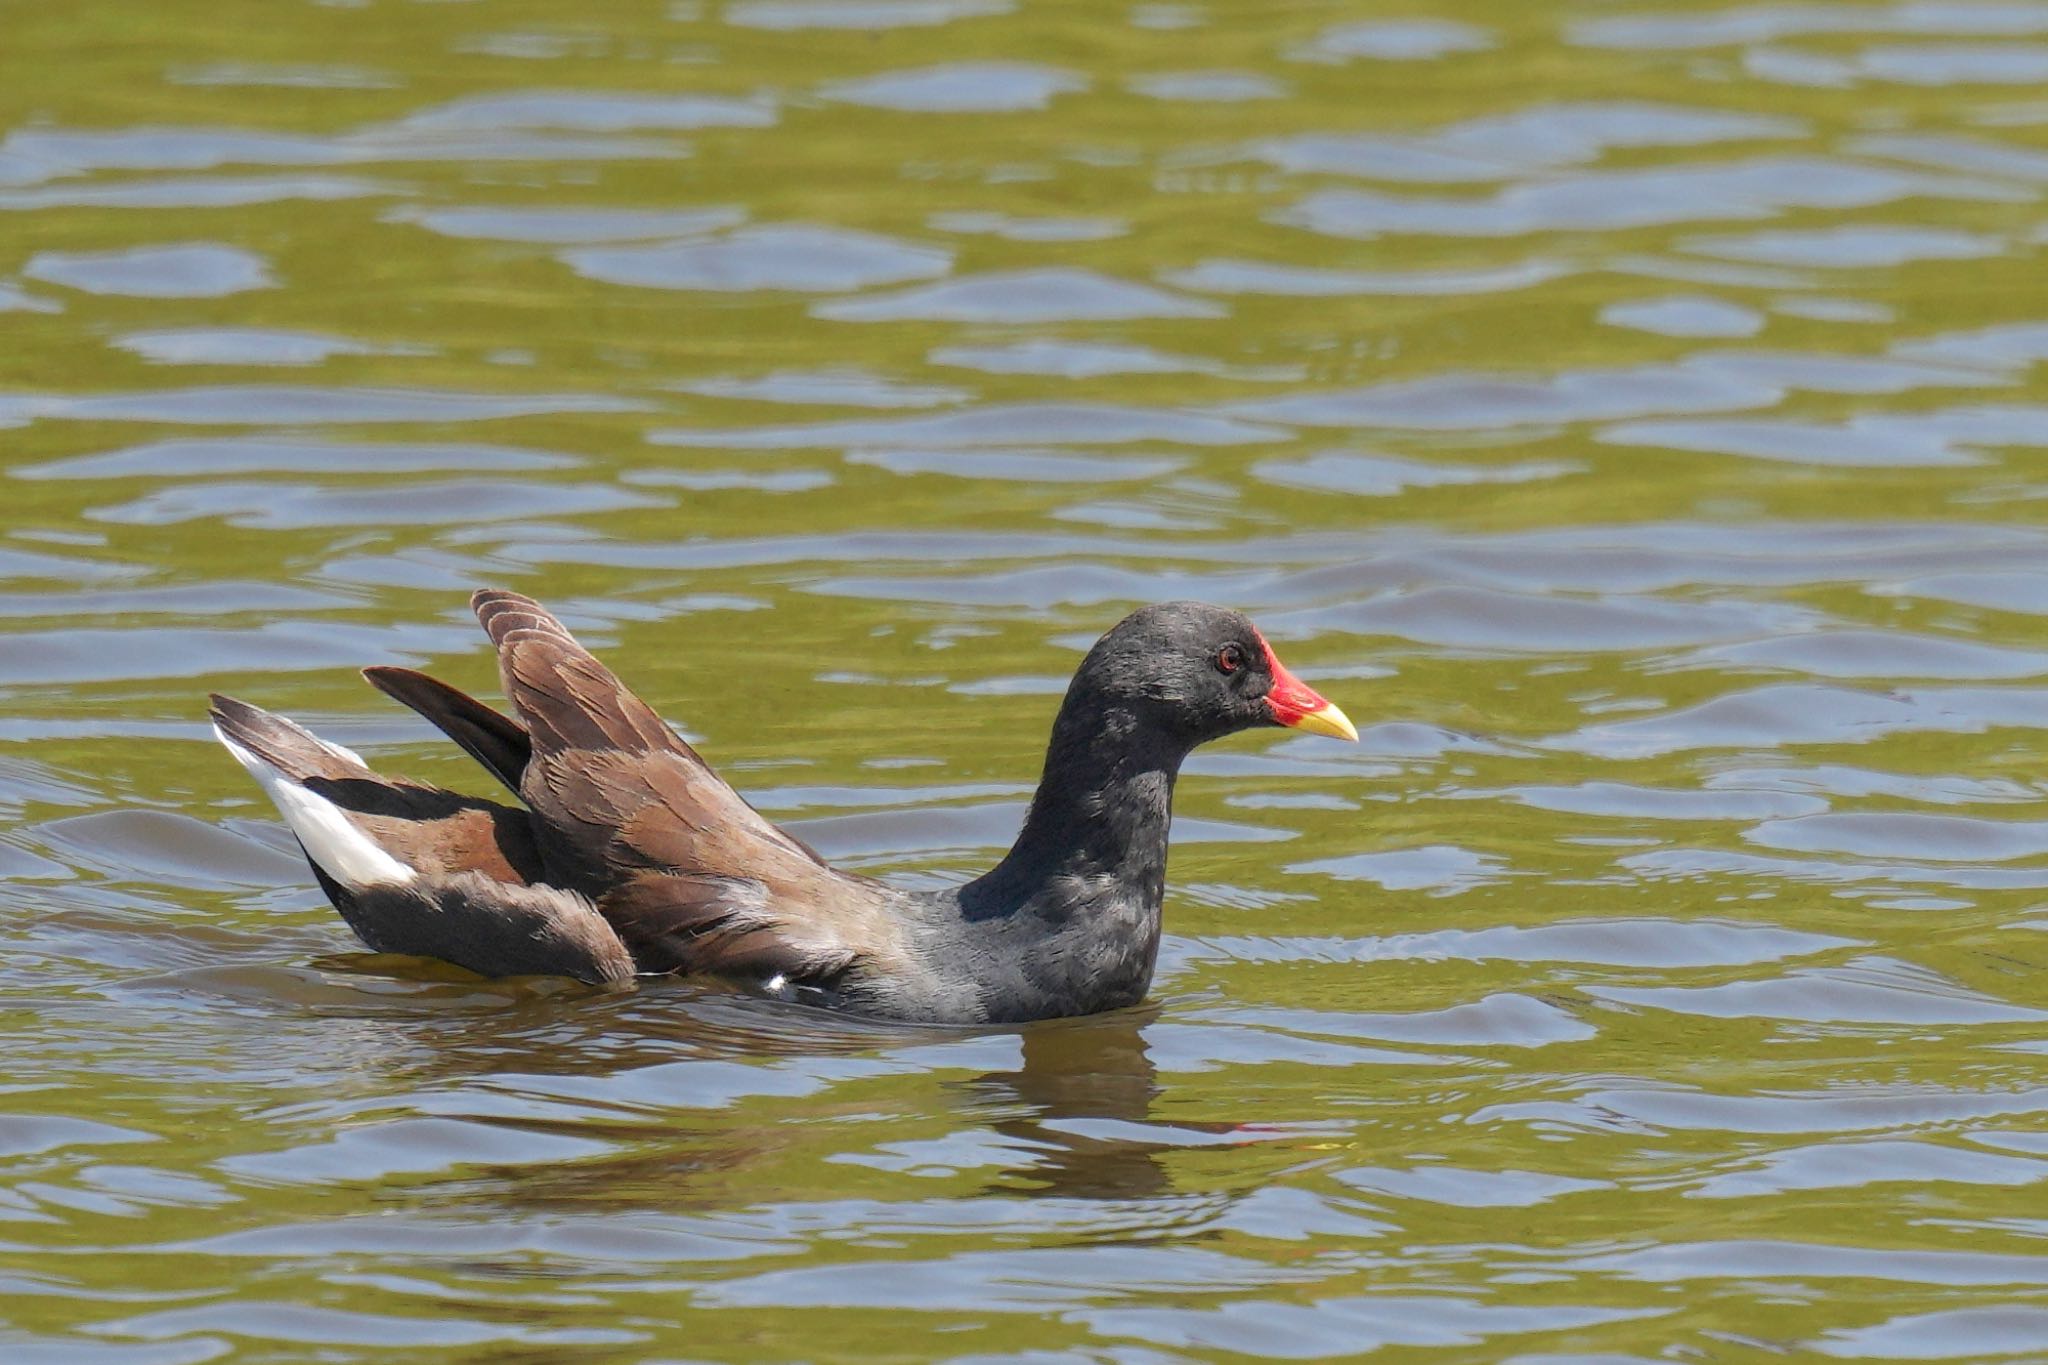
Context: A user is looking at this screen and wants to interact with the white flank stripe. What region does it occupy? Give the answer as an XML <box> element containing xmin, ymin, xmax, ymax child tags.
<box><xmin>213</xmin><ymin>725</ymin><xmax>415</xmax><ymax>888</ymax></box>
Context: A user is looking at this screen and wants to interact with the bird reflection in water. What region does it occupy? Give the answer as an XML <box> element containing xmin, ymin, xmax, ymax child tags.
<box><xmin>955</xmin><ymin>1009</ymin><xmax>1174</xmax><ymax>1200</ymax></box>
<box><xmin>291</xmin><ymin>966</ymin><xmax>1199</xmax><ymax>1208</ymax></box>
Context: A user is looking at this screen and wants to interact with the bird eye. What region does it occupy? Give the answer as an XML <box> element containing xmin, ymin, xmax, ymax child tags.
<box><xmin>1216</xmin><ymin>643</ymin><xmax>1245</xmax><ymax>675</ymax></box>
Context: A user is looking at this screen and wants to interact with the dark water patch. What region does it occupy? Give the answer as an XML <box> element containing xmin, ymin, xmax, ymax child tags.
<box><xmin>13</xmin><ymin>386</ymin><xmax>649</xmax><ymax>426</ymax></box>
<box><xmin>1602</xmin><ymin>415</ymin><xmax>1990</xmax><ymax>465</ymax></box>
<box><xmin>929</xmin><ymin>338</ymin><xmax>1235</xmax><ymax>377</ymax></box>
<box><xmin>814</xmin><ymin>268</ymin><xmax>1221</xmax><ymax>323</ymax></box>
<box><xmin>1850</xmin><ymin>130</ymin><xmax>2048</xmax><ymax>181</ymax></box>
<box><xmin>0</xmin><ymin>281</ymin><xmax>62</xmax><ymax>312</ymax></box>
<box><xmin>1566</xmin><ymin>1238</ymin><xmax>2048</xmax><ymax>1285</ymax></box>
<box><xmin>0</xmin><ymin>619</ymin><xmax>464</xmax><ymax>685</ymax></box>
<box><xmin>1773</xmin><ymin>295</ymin><xmax>1895</xmax><ymax>323</ymax></box>
<box><xmin>1686</xmin><ymin>350</ymin><xmax>2000</xmax><ymax>394</ymax></box>
<box><xmin>389</xmin><ymin>204</ymin><xmax>745</xmax><ymax>243</ymax></box>
<box><xmin>32</xmin><ymin>811</ymin><xmax>310</xmax><ymax>888</ymax></box>
<box><xmin>393</xmin><ymin>90</ymin><xmax>776</xmax><ymax>132</ymax></box>
<box><xmin>1277</xmin><ymin>158</ymin><xmax>2021</xmax><ymax>240</ymax></box>
<box><xmin>624</xmin><ymin>466</ymin><xmax>834</xmax><ymax>492</ymax></box>
<box><xmin>1621</xmin><ymin>845</ymin><xmax>2048</xmax><ymax>893</ymax></box>
<box><xmin>1140</xmin><ymin>1019</ymin><xmax>1445</xmax><ymax>1073</ymax></box>
<box><xmin>1682</xmin><ymin>224</ymin><xmax>2005</xmax><ymax>268</ymax></box>
<box><xmin>1499</xmin><ymin>781</ymin><xmax>1828</xmax><ymax>821</ymax></box>
<box><xmin>1856</xmin><ymin>41</ymin><xmax>2048</xmax><ymax>84</ymax></box>
<box><xmin>168</xmin><ymin>60</ymin><xmax>395</xmax><ymax>88</ymax></box>
<box><xmin>1224</xmin><ymin>992</ymin><xmax>1597</xmax><ymax>1048</ymax></box>
<box><xmin>0</xmin><ymin>1114</ymin><xmax>157</xmax><ymax>1160</ymax></box>
<box><xmin>805</xmin><ymin>561</ymin><xmax>1258</xmax><ymax>608</ymax></box>
<box><xmin>314</xmin><ymin>546</ymin><xmax>512</xmax><ymax>592</ymax></box>
<box><xmin>24</xmin><ymin>244</ymin><xmax>272</xmax><ymax>298</ymax></box>
<box><xmin>783</xmin><ymin>800</ymin><xmax>1025</xmax><ymax>859</ymax></box>
<box><xmin>214</xmin><ymin>1116</ymin><xmax>613</xmax><ymax>1184</ymax></box>
<box><xmin>677</xmin><ymin>368</ymin><xmax>967</xmax><ymax>408</ymax></box>
<box><xmin>1894</xmin><ymin>320</ymin><xmax>2048</xmax><ymax>370</ymax></box>
<box><xmin>1689</xmin><ymin>1137</ymin><xmax>2048</xmax><ymax>1199</ymax></box>
<box><xmin>1589</xmin><ymin>956</ymin><xmax>2046</xmax><ymax>1025</ymax></box>
<box><xmin>1746</xmin><ymin>811</ymin><xmax>2048</xmax><ymax>860</ymax></box>
<box><xmin>110</xmin><ymin>329</ymin><xmax>421</xmax><ymax>367</ymax></box>
<box><xmin>1220</xmin><ymin>363</ymin><xmax>1773</xmax><ymax>429</ymax></box>
<box><xmin>564</xmin><ymin>225</ymin><xmax>951</xmax><ymax>292</ymax></box>
<box><xmin>173</xmin><ymin>1208</ymin><xmax>800</xmax><ymax>1262</ymax></box>
<box><xmin>1164</xmin><ymin>256</ymin><xmax>1569</xmax><ymax>296</ymax></box>
<box><xmin>1571</xmin><ymin>5</ymin><xmax>2048</xmax><ymax>50</ymax></box>
<box><xmin>1552</xmin><ymin>683</ymin><xmax>2048</xmax><ymax>758</ymax></box>
<box><xmin>1601</xmin><ymin>294</ymin><xmax>1764</xmax><ymax>337</ymax></box>
<box><xmin>1290</xmin><ymin>18</ymin><xmax>1494</xmax><ymax>62</ymax></box>
<box><xmin>1614</xmin><ymin>250</ymin><xmax>1816</xmax><ymax>289</ymax></box>
<box><xmin>17</xmin><ymin>436</ymin><xmax>580</xmax><ymax>481</ymax></box>
<box><xmin>1816</xmin><ymin>1304</ymin><xmax>2048</xmax><ymax>1360</ymax></box>
<box><xmin>724</xmin><ymin>0</ymin><xmax>1015</xmax><ymax>30</ymax></box>
<box><xmin>1704</xmin><ymin>763</ymin><xmax>2039</xmax><ymax>806</ymax></box>
<box><xmin>1253</xmin><ymin>102</ymin><xmax>1799</xmax><ymax>182</ymax></box>
<box><xmin>817</xmin><ymin>62</ymin><xmax>1086</xmax><ymax>113</ymax></box>
<box><xmin>1222</xmin><ymin>917</ymin><xmax>1845</xmax><ymax>973</ymax></box>
<box><xmin>0</xmin><ymin>756</ymin><xmax>103</xmax><ymax>816</ymax></box>
<box><xmin>5</xmin><ymin>2</ymin><xmax>2047</xmax><ymax>1355</ymax></box>
<box><xmin>1295</xmin><ymin>585</ymin><xmax>1822</xmax><ymax>651</ymax></box>
<box><xmin>1484</xmin><ymin>1084</ymin><xmax>2048</xmax><ymax>1137</ymax></box>
<box><xmin>0</xmin><ymin>127</ymin><xmax>349</xmax><ymax>180</ymax></box>
<box><xmin>1877</xmin><ymin>570</ymin><xmax>2048</xmax><ymax>613</ymax></box>
<box><xmin>1686</xmin><ymin>629</ymin><xmax>2048</xmax><ymax>679</ymax></box>
<box><xmin>0</xmin><ymin>545</ymin><xmax>141</xmax><ymax>584</ymax></box>
<box><xmin>696</xmin><ymin>1243</ymin><xmax>1321</xmax><ymax>1312</ymax></box>
<box><xmin>1084</xmin><ymin>1296</ymin><xmax>1657</xmax><ymax>1359</ymax></box>
<box><xmin>927</xmin><ymin>210</ymin><xmax>1124</xmax><ymax>242</ymax></box>
<box><xmin>848</xmin><ymin>448</ymin><xmax>1183</xmax><ymax>482</ymax></box>
<box><xmin>655</xmin><ymin>401</ymin><xmax>1278</xmax><ymax>448</ymax></box>
<box><xmin>1334</xmin><ymin>1162</ymin><xmax>1607</xmax><ymax>1205</ymax></box>
<box><xmin>92</xmin><ymin>1301</ymin><xmax>633</xmax><ymax>1348</ymax></box>
<box><xmin>747</xmin><ymin>780</ymin><xmax>1027</xmax><ymax>812</ymax></box>
<box><xmin>1128</xmin><ymin>70</ymin><xmax>1287</xmax><ymax>102</ymax></box>
<box><xmin>0</xmin><ymin>174</ymin><xmax>393</xmax><ymax>212</ymax></box>
<box><xmin>1287</xmin><ymin>844</ymin><xmax>1508</xmax><ymax>893</ymax></box>
<box><xmin>1254</xmin><ymin>451</ymin><xmax>1580</xmax><ymax>497</ymax></box>
<box><xmin>789</xmin><ymin>800</ymin><xmax>1286</xmax><ymax>862</ymax></box>
<box><xmin>89</xmin><ymin>478</ymin><xmax>659</xmax><ymax>530</ymax></box>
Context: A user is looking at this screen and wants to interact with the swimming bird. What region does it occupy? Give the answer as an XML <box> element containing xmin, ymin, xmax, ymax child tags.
<box><xmin>210</xmin><ymin>591</ymin><xmax>1355</xmax><ymax>1023</ymax></box>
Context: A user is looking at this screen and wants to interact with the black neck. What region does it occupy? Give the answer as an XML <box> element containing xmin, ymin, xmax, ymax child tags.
<box><xmin>962</xmin><ymin>694</ymin><xmax>1189</xmax><ymax>919</ymax></box>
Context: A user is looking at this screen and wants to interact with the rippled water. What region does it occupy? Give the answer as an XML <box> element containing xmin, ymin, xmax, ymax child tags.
<box><xmin>4</xmin><ymin>1</ymin><xmax>2047</xmax><ymax>1359</ymax></box>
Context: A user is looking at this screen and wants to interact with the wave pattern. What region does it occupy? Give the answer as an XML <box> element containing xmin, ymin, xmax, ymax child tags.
<box><xmin>1</xmin><ymin>0</ymin><xmax>2045</xmax><ymax>1359</ymax></box>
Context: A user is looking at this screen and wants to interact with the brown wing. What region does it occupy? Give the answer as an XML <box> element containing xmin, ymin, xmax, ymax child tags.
<box><xmin>208</xmin><ymin>692</ymin><xmax>542</xmax><ymax>885</ymax></box>
<box><xmin>600</xmin><ymin>871</ymin><xmax>865</xmax><ymax>981</ymax></box>
<box><xmin>468</xmin><ymin>590</ymin><xmax>895</xmax><ymax>981</ymax></box>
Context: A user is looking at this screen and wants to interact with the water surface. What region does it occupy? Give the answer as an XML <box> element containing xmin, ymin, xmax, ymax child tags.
<box><xmin>2</xmin><ymin>1</ymin><xmax>2046</xmax><ymax>1360</ymax></box>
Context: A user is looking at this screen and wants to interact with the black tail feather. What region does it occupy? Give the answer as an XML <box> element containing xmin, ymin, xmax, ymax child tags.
<box><xmin>361</xmin><ymin>666</ymin><xmax>531</xmax><ymax>795</ymax></box>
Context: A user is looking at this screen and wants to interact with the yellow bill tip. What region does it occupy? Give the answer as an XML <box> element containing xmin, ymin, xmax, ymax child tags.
<box><xmin>1286</xmin><ymin>699</ymin><xmax>1357</xmax><ymax>743</ymax></box>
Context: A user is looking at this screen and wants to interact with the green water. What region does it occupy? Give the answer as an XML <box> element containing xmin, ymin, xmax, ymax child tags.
<box><xmin>3</xmin><ymin>0</ymin><xmax>2047</xmax><ymax>1359</ymax></box>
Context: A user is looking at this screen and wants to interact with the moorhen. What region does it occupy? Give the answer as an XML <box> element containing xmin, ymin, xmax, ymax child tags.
<box><xmin>211</xmin><ymin>591</ymin><xmax>1355</xmax><ymax>1023</ymax></box>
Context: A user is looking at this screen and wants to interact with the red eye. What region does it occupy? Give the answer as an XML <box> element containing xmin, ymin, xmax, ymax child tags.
<box><xmin>1216</xmin><ymin>643</ymin><xmax>1245</xmax><ymax>674</ymax></box>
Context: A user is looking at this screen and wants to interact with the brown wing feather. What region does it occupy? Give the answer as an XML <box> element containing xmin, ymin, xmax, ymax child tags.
<box><xmin>465</xmin><ymin>590</ymin><xmax>900</xmax><ymax>980</ymax></box>
<box><xmin>470</xmin><ymin>590</ymin><xmax>826</xmax><ymax>878</ymax></box>
<box><xmin>600</xmin><ymin>871</ymin><xmax>857</xmax><ymax>981</ymax></box>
